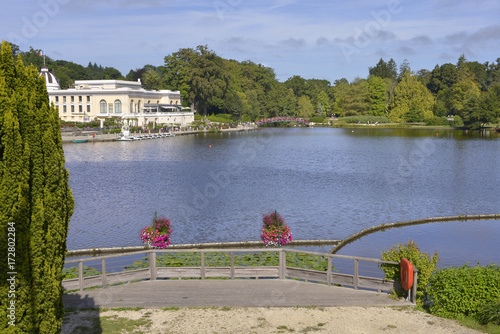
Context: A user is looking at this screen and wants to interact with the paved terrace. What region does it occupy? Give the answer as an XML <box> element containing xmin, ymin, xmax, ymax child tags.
<box><xmin>63</xmin><ymin>279</ymin><xmax>411</xmax><ymax>309</ymax></box>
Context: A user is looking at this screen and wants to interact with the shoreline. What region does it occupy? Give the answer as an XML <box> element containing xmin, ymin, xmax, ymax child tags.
<box><xmin>61</xmin><ymin>126</ymin><xmax>258</xmax><ymax>143</ymax></box>
<box><xmin>61</xmin><ymin>124</ymin><xmax>499</xmax><ymax>143</ymax></box>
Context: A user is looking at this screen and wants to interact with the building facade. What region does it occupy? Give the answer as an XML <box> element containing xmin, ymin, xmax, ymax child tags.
<box><xmin>39</xmin><ymin>66</ymin><xmax>194</xmax><ymax>128</ymax></box>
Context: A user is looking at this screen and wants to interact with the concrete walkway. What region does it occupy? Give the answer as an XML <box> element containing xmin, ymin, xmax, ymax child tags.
<box><xmin>63</xmin><ymin>279</ymin><xmax>411</xmax><ymax>309</ymax></box>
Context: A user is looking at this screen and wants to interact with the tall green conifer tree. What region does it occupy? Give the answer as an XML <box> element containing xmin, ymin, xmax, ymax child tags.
<box><xmin>0</xmin><ymin>40</ymin><xmax>74</xmax><ymax>333</ymax></box>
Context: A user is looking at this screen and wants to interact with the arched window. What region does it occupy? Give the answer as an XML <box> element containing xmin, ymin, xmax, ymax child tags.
<box><xmin>114</xmin><ymin>100</ymin><xmax>122</xmax><ymax>113</ymax></box>
<box><xmin>138</xmin><ymin>101</ymin><xmax>141</xmax><ymax>113</ymax></box>
<box><xmin>130</xmin><ymin>101</ymin><xmax>134</xmax><ymax>113</ymax></box>
<box><xmin>100</xmin><ymin>100</ymin><xmax>107</xmax><ymax>113</ymax></box>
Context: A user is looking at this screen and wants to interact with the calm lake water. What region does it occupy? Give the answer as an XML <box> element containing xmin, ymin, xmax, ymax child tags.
<box><xmin>63</xmin><ymin>127</ymin><xmax>500</xmax><ymax>268</ymax></box>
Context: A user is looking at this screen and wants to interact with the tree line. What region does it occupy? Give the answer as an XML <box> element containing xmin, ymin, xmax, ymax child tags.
<box><xmin>5</xmin><ymin>42</ymin><xmax>500</xmax><ymax>128</ymax></box>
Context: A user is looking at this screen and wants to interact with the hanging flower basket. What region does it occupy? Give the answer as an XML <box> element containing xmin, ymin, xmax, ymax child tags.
<box><xmin>140</xmin><ymin>214</ymin><xmax>172</xmax><ymax>249</ymax></box>
<box><xmin>261</xmin><ymin>211</ymin><xmax>292</xmax><ymax>247</ymax></box>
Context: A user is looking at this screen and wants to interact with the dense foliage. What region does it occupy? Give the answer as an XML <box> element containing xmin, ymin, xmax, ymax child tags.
<box><xmin>4</xmin><ymin>41</ymin><xmax>500</xmax><ymax>127</ymax></box>
<box><xmin>476</xmin><ymin>299</ymin><xmax>500</xmax><ymax>325</ymax></box>
<box><xmin>427</xmin><ymin>264</ymin><xmax>500</xmax><ymax>320</ymax></box>
<box><xmin>379</xmin><ymin>240</ymin><xmax>439</xmax><ymax>305</ymax></box>
<box><xmin>0</xmin><ymin>41</ymin><xmax>74</xmax><ymax>333</ymax></box>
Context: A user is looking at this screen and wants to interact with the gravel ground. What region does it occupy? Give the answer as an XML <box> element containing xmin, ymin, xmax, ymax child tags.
<box><xmin>62</xmin><ymin>306</ymin><xmax>482</xmax><ymax>334</ymax></box>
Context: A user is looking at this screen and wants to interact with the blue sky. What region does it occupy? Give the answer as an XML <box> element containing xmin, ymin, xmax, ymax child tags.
<box><xmin>3</xmin><ymin>0</ymin><xmax>500</xmax><ymax>83</ymax></box>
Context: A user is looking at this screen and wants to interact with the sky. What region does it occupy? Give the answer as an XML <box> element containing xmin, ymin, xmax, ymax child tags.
<box><xmin>2</xmin><ymin>0</ymin><xmax>500</xmax><ymax>83</ymax></box>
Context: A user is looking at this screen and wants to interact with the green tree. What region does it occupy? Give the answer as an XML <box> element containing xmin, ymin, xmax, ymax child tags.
<box><xmin>242</xmin><ymin>90</ymin><xmax>261</xmax><ymax>120</ymax></box>
<box><xmin>0</xmin><ymin>41</ymin><xmax>74</xmax><ymax>333</ymax></box>
<box><xmin>486</xmin><ymin>58</ymin><xmax>500</xmax><ymax>88</ymax></box>
<box><xmin>284</xmin><ymin>75</ymin><xmax>308</xmax><ymax>97</ymax></box>
<box><xmin>443</xmin><ymin>61</ymin><xmax>482</xmax><ymax>123</ymax></box>
<box><xmin>416</xmin><ymin>69</ymin><xmax>432</xmax><ymax>87</ymax></box>
<box><xmin>142</xmin><ymin>69</ymin><xmax>163</xmax><ymax>90</ymax></box>
<box><xmin>315</xmin><ymin>90</ymin><xmax>330</xmax><ymax>116</ymax></box>
<box><xmin>462</xmin><ymin>83</ymin><xmax>500</xmax><ymax>129</ymax></box>
<box><xmin>367</xmin><ymin>76</ymin><xmax>387</xmax><ymax>116</ymax></box>
<box><xmin>388</xmin><ymin>70</ymin><xmax>435</xmax><ymax>122</ymax></box>
<box><xmin>332</xmin><ymin>78</ymin><xmax>349</xmax><ymax>116</ymax></box>
<box><xmin>163</xmin><ymin>47</ymin><xmax>198</xmax><ymax>108</ymax></box>
<box><xmin>297</xmin><ymin>95</ymin><xmax>314</xmax><ymax>118</ymax></box>
<box><xmin>339</xmin><ymin>78</ymin><xmax>370</xmax><ymax>116</ymax></box>
<box><xmin>102</xmin><ymin>67</ymin><xmax>124</xmax><ymax>80</ymax></box>
<box><xmin>126</xmin><ymin>67</ymin><xmax>146</xmax><ymax>82</ymax></box>
<box><xmin>398</xmin><ymin>59</ymin><xmax>411</xmax><ymax>81</ymax></box>
<box><xmin>369</xmin><ymin>58</ymin><xmax>397</xmax><ymax>80</ymax></box>
<box><xmin>164</xmin><ymin>46</ymin><xmax>230</xmax><ymax>115</ymax></box>
<box><xmin>223</xmin><ymin>90</ymin><xmax>243</xmax><ymax>117</ymax></box>
<box><xmin>427</xmin><ymin>63</ymin><xmax>457</xmax><ymax>95</ymax></box>
<box><xmin>266</xmin><ymin>85</ymin><xmax>296</xmax><ymax>117</ymax></box>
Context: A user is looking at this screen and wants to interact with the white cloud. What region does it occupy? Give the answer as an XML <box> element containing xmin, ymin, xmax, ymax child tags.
<box><xmin>2</xmin><ymin>0</ymin><xmax>499</xmax><ymax>82</ymax></box>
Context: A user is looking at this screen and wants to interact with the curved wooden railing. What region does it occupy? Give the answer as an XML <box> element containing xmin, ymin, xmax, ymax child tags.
<box><xmin>62</xmin><ymin>248</ymin><xmax>417</xmax><ymax>303</ymax></box>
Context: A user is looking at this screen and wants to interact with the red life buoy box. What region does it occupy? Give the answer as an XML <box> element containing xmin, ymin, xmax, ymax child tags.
<box><xmin>400</xmin><ymin>258</ymin><xmax>414</xmax><ymax>291</ymax></box>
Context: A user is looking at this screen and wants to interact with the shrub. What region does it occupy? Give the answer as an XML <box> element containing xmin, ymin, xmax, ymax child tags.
<box><xmin>425</xmin><ymin>116</ymin><xmax>448</xmax><ymax>126</ymax></box>
<box><xmin>476</xmin><ymin>299</ymin><xmax>500</xmax><ymax>325</ymax></box>
<box><xmin>451</xmin><ymin>115</ymin><xmax>464</xmax><ymax>127</ymax></box>
<box><xmin>206</xmin><ymin>113</ymin><xmax>234</xmax><ymax>123</ymax></box>
<box><xmin>309</xmin><ymin>116</ymin><xmax>326</xmax><ymax>123</ymax></box>
<box><xmin>379</xmin><ymin>240</ymin><xmax>439</xmax><ymax>305</ymax></box>
<box><xmin>427</xmin><ymin>263</ymin><xmax>500</xmax><ymax>319</ymax></box>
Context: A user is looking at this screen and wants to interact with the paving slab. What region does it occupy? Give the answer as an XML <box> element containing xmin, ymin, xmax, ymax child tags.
<box><xmin>63</xmin><ymin>279</ymin><xmax>411</xmax><ymax>309</ymax></box>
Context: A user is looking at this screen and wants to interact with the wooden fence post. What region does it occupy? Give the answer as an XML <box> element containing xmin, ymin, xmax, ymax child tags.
<box><xmin>353</xmin><ymin>259</ymin><xmax>359</xmax><ymax>290</ymax></box>
<box><xmin>279</xmin><ymin>249</ymin><xmax>285</xmax><ymax>279</ymax></box>
<box><xmin>412</xmin><ymin>269</ymin><xmax>418</xmax><ymax>304</ymax></box>
<box><xmin>102</xmin><ymin>258</ymin><xmax>107</xmax><ymax>288</ymax></box>
<box><xmin>230</xmin><ymin>251</ymin><xmax>235</xmax><ymax>279</ymax></box>
<box><xmin>78</xmin><ymin>261</ymin><xmax>83</xmax><ymax>291</ymax></box>
<box><xmin>327</xmin><ymin>257</ymin><xmax>332</xmax><ymax>286</ymax></box>
<box><xmin>150</xmin><ymin>252</ymin><xmax>157</xmax><ymax>281</ymax></box>
<box><xmin>201</xmin><ymin>251</ymin><xmax>205</xmax><ymax>279</ymax></box>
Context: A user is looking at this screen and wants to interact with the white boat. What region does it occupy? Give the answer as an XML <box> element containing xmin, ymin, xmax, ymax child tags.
<box><xmin>114</xmin><ymin>136</ymin><xmax>134</xmax><ymax>141</ymax></box>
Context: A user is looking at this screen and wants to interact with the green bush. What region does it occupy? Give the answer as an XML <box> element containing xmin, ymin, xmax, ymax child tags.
<box><xmin>476</xmin><ymin>299</ymin><xmax>500</xmax><ymax>325</ymax></box>
<box><xmin>451</xmin><ymin>115</ymin><xmax>464</xmax><ymax>127</ymax></box>
<box><xmin>379</xmin><ymin>240</ymin><xmax>439</xmax><ymax>305</ymax></box>
<box><xmin>309</xmin><ymin>116</ymin><xmax>326</xmax><ymax>123</ymax></box>
<box><xmin>425</xmin><ymin>116</ymin><xmax>448</xmax><ymax>126</ymax></box>
<box><xmin>206</xmin><ymin>113</ymin><xmax>234</xmax><ymax>123</ymax></box>
<box><xmin>427</xmin><ymin>263</ymin><xmax>500</xmax><ymax>319</ymax></box>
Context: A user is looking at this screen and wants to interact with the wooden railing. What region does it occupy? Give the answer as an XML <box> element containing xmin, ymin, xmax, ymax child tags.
<box><xmin>63</xmin><ymin>248</ymin><xmax>417</xmax><ymax>303</ymax></box>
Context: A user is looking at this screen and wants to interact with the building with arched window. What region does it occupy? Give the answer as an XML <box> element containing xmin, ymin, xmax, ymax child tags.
<box><xmin>40</xmin><ymin>71</ymin><xmax>194</xmax><ymax>128</ymax></box>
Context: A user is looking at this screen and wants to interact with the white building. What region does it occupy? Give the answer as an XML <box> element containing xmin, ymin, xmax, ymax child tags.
<box><xmin>39</xmin><ymin>66</ymin><xmax>194</xmax><ymax>128</ymax></box>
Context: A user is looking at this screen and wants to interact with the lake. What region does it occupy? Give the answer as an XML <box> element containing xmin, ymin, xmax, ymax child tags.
<box><xmin>63</xmin><ymin>127</ymin><xmax>500</xmax><ymax>268</ymax></box>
